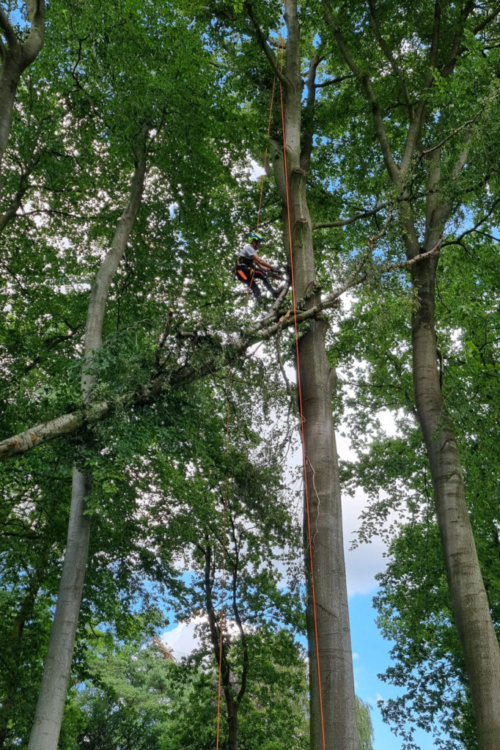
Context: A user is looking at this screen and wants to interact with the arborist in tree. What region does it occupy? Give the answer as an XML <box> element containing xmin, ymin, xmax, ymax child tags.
<box><xmin>234</xmin><ymin>231</ymin><xmax>283</xmax><ymax>303</ymax></box>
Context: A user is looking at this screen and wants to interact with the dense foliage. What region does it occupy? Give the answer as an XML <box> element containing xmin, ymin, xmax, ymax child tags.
<box><xmin>1</xmin><ymin>0</ymin><xmax>500</xmax><ymax>748</ymax></box>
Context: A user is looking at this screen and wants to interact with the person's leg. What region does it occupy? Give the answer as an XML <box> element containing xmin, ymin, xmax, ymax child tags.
<box><xmin>259</xmin><ymin>271</ymin><xmax>279</xmax><ymax>297</ymax></box>
<box><xmin>236</xmin><ymin>266</ymin><xmax>261</xmax><ymax>299</ymax></box>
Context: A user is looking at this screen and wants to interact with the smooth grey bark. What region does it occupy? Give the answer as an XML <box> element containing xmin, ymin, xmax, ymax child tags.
<box><xmin>322</xmin><ymin>2</ymin><xmax>500</xmax><ymax>744</ymax></box>
<box><xmin>28</xmin><ymin>134</ymin><xmax>148</xmax><ymax>750</ymax></box>
<box><xmin>0</xmin><ymin>1</ymin><xmax>45</xmax><ymax>196</ymax></box>
<box><xmin>400</xmin><ymin>152</ymin><xmax>500</xmax><ymax>749</ymax></box>
<box><xmin>260</xmin><ymin>3</ymin><xmax>359</xmax><ymax>748</ymax></box>
<box><xmin>410</xmin><ymin>248</ymin><xmax>500</xmax><ymax>750</ymax></box>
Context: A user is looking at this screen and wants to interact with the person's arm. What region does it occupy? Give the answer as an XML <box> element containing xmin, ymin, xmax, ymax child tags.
<box><xmin>253</xmin><ymin>254</ymin><xmax>272</xmax><ymax>271</ymax></box>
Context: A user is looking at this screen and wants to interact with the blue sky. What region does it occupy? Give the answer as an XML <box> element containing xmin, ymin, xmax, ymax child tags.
<box><xmin>350</xmin><ymin>592</ymin><xmax>433</xmax><ymax>749</ymax></box>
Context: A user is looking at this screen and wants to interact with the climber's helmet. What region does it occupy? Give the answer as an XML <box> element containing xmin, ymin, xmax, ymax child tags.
<box><xmin>248</xmin><ymin>231</ymin><xmax>264</xmax><ymax>246</ymax></box>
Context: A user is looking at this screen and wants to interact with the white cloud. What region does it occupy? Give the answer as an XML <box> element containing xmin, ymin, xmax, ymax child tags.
<box><xmin>162</xmin><ymin>617</ymin><xmax>203</xmax><ymax>659</ymax></box>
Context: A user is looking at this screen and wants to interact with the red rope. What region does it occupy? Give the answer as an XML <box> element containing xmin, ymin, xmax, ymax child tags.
<box><xmin>278</xmin><ymin>33</ymin><xmax>327</xmax><ymax>750</ymax></box>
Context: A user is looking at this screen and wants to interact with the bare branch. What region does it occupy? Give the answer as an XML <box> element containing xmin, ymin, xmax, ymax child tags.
<box><xmin>0</xmin><ymin>153</ymin><xmax>39</xmax><ymax>232</ymax></box>
<box><xmin>442</xmin><ymin>196</ymin><xmax>500</xmax><ymax>246</ymax></box>
<box><xmin>388</xmin><ymin>238</ymin><xmax>442</xmax><ymax>271</ymax></box>
<box><xmin>314</xmin><ymin>72</ymin><xmax>354</xmax><ymax>89</ymax></box>
<box><xmin>420</xmin><ymin>107</ymin><xmax>487</xmax><ymax>158</ymax></box>
<box><xmin>473</xmin><ymin>4</ymin><xmax>500</xmax><ymax>36</ymax></box>
<box><xmin>313</xmin><ymin>202</ymin><xmax>389</xmax><ymax>230</ymax></box>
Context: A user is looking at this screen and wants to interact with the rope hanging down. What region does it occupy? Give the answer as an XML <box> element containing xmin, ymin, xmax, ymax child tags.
<box><xmin>278</xmin><ymin>32</ymin><xmax>328</xmax><ymax>750</ymax></box>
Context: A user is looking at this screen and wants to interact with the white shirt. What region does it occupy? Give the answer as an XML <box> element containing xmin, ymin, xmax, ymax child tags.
<box><xmin>239</xmin><ymin>243</ymin><xmax>256</xmax><ymax>260</ymax></box>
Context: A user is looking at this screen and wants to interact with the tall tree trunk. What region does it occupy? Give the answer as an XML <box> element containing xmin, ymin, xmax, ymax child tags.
<box><xmin>0</xmin><ymin>54</ymin><xmax>22</xmax><ymax>189</ymax></box>
<box><xmin>272</xmin><ymin>4</ymin><xmax>358</xmax><ymax>748</ymax></box>
<box><xmin>397</xmin><ymin>147</ymin><xmax>500</xmax><ymax>748</ymax></box>
<box><xmin>228</xmin><ymin>714</ymin><xmax>238</xmax><ymax>750</ymax></box>
<box><xmin>204</xmin><ymin>544</ymin><xmax>242</xmax><ymax>750</ymax></box>
<box><xmin>410</xmin><ymin>246</ymin><xmax>500</xmax><ymax>750</ymax></box>
<box><xmin>28</xmin><ymin>134</ymin><xmax>148</xmax><ymax>750</ymax></box>
<box><xmin>0</xmin><ymin>1</ymin><xmax>45</xmax><ymax>195</ymax></box>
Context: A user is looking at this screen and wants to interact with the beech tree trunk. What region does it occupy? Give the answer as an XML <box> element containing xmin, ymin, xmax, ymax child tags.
<box><xmin>410</xmin><ymin>243</ymin><xmax>500</xmax><ymax>750</ymax></box>
<box><xmin>28</xmin><ymin>135</ymin><xmax>148</xmax><ymax>750</ymax></box>
<box><xmin>394</xmin><ymin>143</ymin><xmax>500</xmax><ymax>748</ymax></box>
<box><xmin>327</xmin><ymin>0</ymin><xmax>500</xmax><ymax>727</ymax></box>
<box><xmin>0</xmin><ymin>54</ymin><xmax>22</xmax><ymax>186</ymax></box>
<box><xmin>270</xmin><ymin>4</ymin><xmax>358</xmax><ymax>748</ymax></box>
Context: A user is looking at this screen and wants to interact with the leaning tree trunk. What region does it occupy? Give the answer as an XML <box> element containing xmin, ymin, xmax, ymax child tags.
<box><xmin>27</xmin><ymin>134</ymin><xmax>148</xmax><ymax>750</ymax></box>
<box><xmin>410</xmin><ymin>244</ymin><xmax>500</xmax><ymax>750</ymax></box>
<box><xmin>0</xmin><ymin>1</ymin><xmax>45</xmax><ymax>196</ymax></box>
<box><xmin>271</xmin><ymin>4</ymin><xmax>359</xmax><ymax>748</ymax></box>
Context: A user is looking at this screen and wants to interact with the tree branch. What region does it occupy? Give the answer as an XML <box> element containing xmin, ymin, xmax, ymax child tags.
<box><xmin>0</xmin><ymin>5</ymin><xmax>19</xmax><ymax>49</ymax></box>
<box><xmin>314</xmin><ymin>72</ymin><xmax>354</xmax><ymax>88</ymax></box>
<box><xmin>367</xmin><ymin>0</ymin><xmax>414</xmax><ymax>120</ymax></box>
<box><xmin>300</xmin><ymin>54</ymin><xmax>321</xmax><ymax>171</ymax></box>
<box><xmin>321</xmin><ymin>0</ymin><xmax>400</xmax><ymax>182</ymax></box>
<box><xmin>0</xmin><ymin>153</ymin><xmax>39</xmax><ymax>232</ymax></box>
<box><xmin>313</xmin><ymin>202</ymin><xmax>389</xmax><ymax>230</ymax></box>
<box><xmin>442</xmin><ymin>196</ymin><xmax>500</xmax><ymax>246</ymax></box>
<box><xmin>245</xmin><ymin>3</ymin><xmax>288</xmax><ymax>87</ymax></box>
<box><xmin>419</xmin><ymin>106</ymin><xmax>488</xmax><ymax>158</ymax></box>
<box><xmin>21</xmin><ymin>0</ymin><xmax>46</xmax><ymax>68</ymax></box>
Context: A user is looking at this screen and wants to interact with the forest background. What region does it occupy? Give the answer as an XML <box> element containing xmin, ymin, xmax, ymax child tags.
<box><xmin>1</xmin><ymin>1</ymin><xmax>500</xmax><ymax>750</ymax></box>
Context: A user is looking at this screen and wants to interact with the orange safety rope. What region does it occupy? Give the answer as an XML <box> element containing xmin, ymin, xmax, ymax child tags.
<box><xmin>278</xmin><ymin>32</ymin><xmax>327</xmax><ymax>750</ymax></box>
<box><xmin>215</xmin><ymin>394</ymin><xmax>231</xmax><ymax>750</ymax></box>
